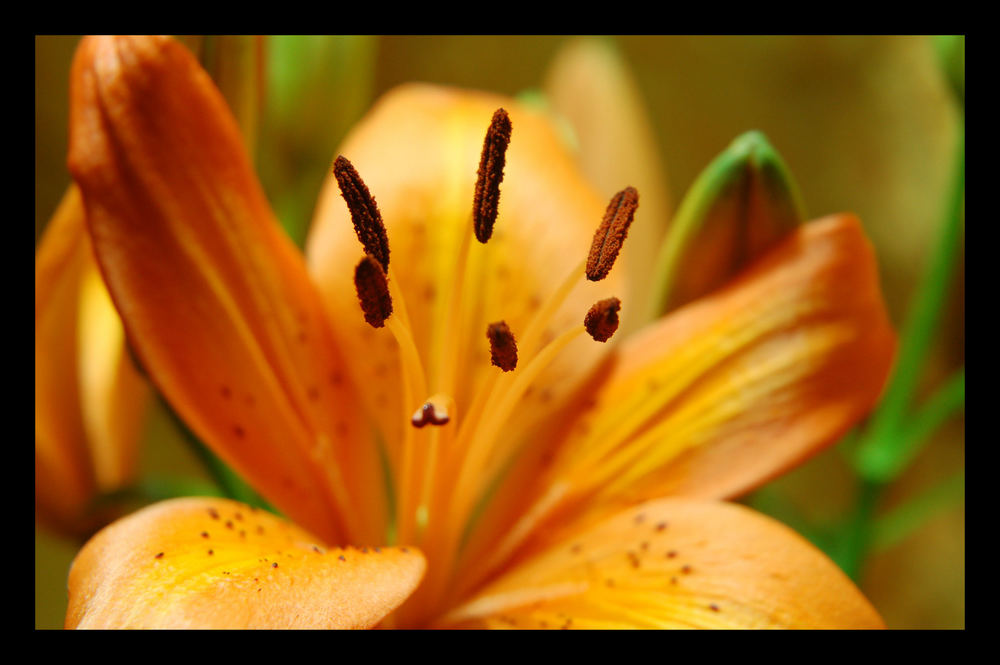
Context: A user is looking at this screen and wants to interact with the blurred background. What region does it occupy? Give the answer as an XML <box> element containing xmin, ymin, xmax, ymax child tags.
<box><xmin>35</xmin><ymin>35</ymin><xmax>964</xmax><ymax>629</ymax></box>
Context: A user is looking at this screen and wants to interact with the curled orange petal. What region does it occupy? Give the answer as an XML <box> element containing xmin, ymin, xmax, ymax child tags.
<box><xmin>442</xmin><ymin>498</ymin><xmax>883</xmax><ymax>629</ymax></box>
<box><xmin>68</xmin><ymin>36</ymin><xmax>380</xmax><ymax>544</ymax></box>
<box><xmin>67</xmin><ymin>498</ymin><xmax>426</xmax><ymax>629</ymax></box>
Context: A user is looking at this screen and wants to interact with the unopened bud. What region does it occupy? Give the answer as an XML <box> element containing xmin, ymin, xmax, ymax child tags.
<box><xmin>649</xmin><ymin>130</ymin><xmax>805</xmax><ymax>316</ymax></box>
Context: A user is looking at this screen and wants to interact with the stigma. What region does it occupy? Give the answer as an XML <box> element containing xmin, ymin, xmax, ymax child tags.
<box><xmin>411</xmin><ymin>395</ymin><xmax>453</xmax><ymax>428</ymax></box>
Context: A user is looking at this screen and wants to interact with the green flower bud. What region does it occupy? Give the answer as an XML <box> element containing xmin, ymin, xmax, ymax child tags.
<box><xmin>648</xmin><ymin>130</ymin><xmax>806</xmax><ymax>316</ymax></box>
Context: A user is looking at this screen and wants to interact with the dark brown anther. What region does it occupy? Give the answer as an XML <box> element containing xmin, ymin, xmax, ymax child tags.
<box><xmin>586</xmin><ymin>187</ymin><xmax>639</xmax><ymax>281</ymax></box>
<box><xmin>486</xmin><ymin>320</ymin><xmax>518</xmax><ymax>372</ymax></box>
<box><xmin>584</xmin><ymin>297</ymin><xmax>622</xmax><ymax>343</ymax></box>
<box><xmin>354</xmin><ymin>255</ymin><xmax>393</xmax><ymax>328</ymax></box>
<box><xmin>334</xmin><ymin>155</ymin><xmax>390</xmax><ymax>271</ymax></box>
<box><xmin>473</xmin><ymin>108</ymin><xmax>513</xmax><ymax>244</ymax></box>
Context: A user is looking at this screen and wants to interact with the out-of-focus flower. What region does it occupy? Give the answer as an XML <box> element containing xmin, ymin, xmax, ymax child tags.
<box><xmin>63</xmin><ymin>36</ymin><xmax>894</xmax><ymax>628</ymax></box>
<box><xmin>35</xmin><ymin>186</ymin><xmax>150</xmax><ymax>538</ymax></box>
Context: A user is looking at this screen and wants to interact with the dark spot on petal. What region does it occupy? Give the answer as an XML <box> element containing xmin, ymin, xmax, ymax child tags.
<box><xmin>201</xmin><ymin>531</ymin><xmax>209</xmax><ymax>539</ymax></box>
<box><xmin>154</xmin><ymin>552</ymin><xmax>164</xmax><ymax>559</ymax></box>
<box><xmin>220</xmin><ymin>385</ymin><xmax>232</xmax><ymax>399</ymax></box>
<box><xmin>272</xmin><ymin>562</ymin><xmax>278</xmax><ymax>568</ymax></box>
<box><xmin>709</xmin><ymin>603</ymin><xmax>720</xmax><ymax>612</ymax></box>
<box><xmin>655</xmin><ymin>522</ymin><xmax>668</xmax><ymax>532</ymax></box>
<box><xmin>233</xmin><ymin>425</ymin><xmax>245</xmax><ymax>439</ymax></box>
<box><xmin>681</xmin><ymin>564</ymin><xmax>693</xmax><ymax>574</ymax></box>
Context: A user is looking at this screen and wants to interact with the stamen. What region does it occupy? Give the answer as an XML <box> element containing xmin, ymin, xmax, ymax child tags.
<box><xmin>486</xmin><ymin>320</ymin><xmax>518</xmax><ymax>372</ymax></box>
<box><xmin>334</xmin><ymin>155</ymin><xmax>391</xmax><ymax>271</ymax></box>
<box><xmin>412</xmin><ymin>397</ymin><xmax>451</xmax><ymax>428</ymax></box>
<box><xmin>584</xmin><ymin>297</ymin><xmax>622</xmax><ymax>343</ymax></box>
<box><xmin>354</xmin><ymin>254</ymin><xmax>393</xmax><ymax>328</ymax></box>
<box><xmin>586</xmin><ymin>186</ymin><xmax>640</xmax><ymax>281</ymax></box>
<box><xmin>472</xmin><ymin>108</ymin><xmax>513</xmax><ymax>244</ymax></box>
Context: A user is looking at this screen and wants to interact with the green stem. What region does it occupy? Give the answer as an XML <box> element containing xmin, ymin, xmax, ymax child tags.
<box><xmin>836</xmin><ymin>480</ymin><xmax>881</xmax><ymax>581</ymax></box>
<box><xmin>895</xmin><ymin>367</ymin><xmax>965</xmax><ymax>472</ymax></box>
<box><xmin>855</xmin><ymin>120</ymin><xmax>964</xmax><ymax>483</ymax></box>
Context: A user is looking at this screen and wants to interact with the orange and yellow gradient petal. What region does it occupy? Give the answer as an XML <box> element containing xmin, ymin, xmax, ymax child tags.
<box><xmin>66</xmin><ymin>497</ymin><xmax>425</xmax><ymax>629</ymax></box>
<box><xmin>68</xmin><ymin>36</ymin><xmax>381</xmax><ymax>545</ymax></box>
<box><xmin>441</xmin><ymin>498</ymin><xmax>883</xmax><ymax>629</ymax></box>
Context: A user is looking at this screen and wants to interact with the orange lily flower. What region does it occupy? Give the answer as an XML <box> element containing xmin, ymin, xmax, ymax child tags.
<box><xmin>35</xmin><ymin>184</ymin><xmax>150</xmax><ymax>538</ymax></box>
<box><xmin>63</xmin><ymin>35</ymin><xmax>895</xmax><ymax>629</ymax></box>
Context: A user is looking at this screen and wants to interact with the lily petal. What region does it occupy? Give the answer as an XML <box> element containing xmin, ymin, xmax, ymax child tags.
<box><xmin>36</xmin><ymin>185</ymin><xmax>149</xmax><ymax>536</ymax></box>
<box><xmin>66</xmin><ymin>498</ymin><xmax>426</xmax><ymax>629</ymax></box>
<box><xmin>484</xmin><ymin>214</ymin><xmax>894</xmax><ymax>563</ymax></box>
<box><xmin>76</xmin><ymin>258</ymin><xmax>149</xmax><ymax>491</ymax></box>
<box><xmin>68</xmin><ymin>36</ymin><xmax>377</xmax><ymax>543</ymax></box>
<box><xmin>442</xmin><ymin>498</ymin><xmax>883</xmax><ymax>629</ymax></box>
<box><xmin>35</xmin><ymin>186</ymin><xmax>96</xmax><ymax>534</ymax></box>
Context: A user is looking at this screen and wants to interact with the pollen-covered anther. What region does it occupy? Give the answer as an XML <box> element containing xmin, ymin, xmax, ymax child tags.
<box><xmin>411</xmin><ymin>395</ymin><xmax>452</xmax><ymax>428</ymax></box>
<box><xmin>354</xmin><ymin>254</ymin><xmax>393</xmax><ymax>328</ymax></box>
<box><xmin>333</xmin><ymin>155</ymin><xmax>391</xmax><ymax>271</ymax></box>
<box><xmin>486</xmin><ymin>320</ymin><xmax>518</xmax><ymax>372</ymax></box>
<box><xmin>584</xmin><ymin>297</ymin><xmax>622</xmax><ymax>343</ymax></box>
<box><xmin>472</xmin><ymin>108</ymin><xmax>513</xmax><ymax>244</ymax></box>
<box><xmin>586</xmin><ymin>186</ymin><xmax>640</xmax><ymax>281</ymax></box>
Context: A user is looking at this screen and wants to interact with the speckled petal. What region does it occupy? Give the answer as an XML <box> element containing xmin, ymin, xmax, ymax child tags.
<box><xmin>66</xmin><ymin>498</ymin><xmax>426</xmax><ymax>629</ymax></box>
<box><xmin>440</xmin><ymin>498</ymin><xmax>883</xmax><ymax>629</ymax></box>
